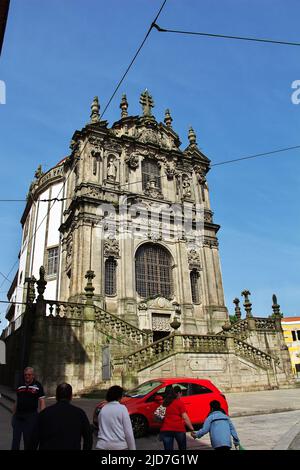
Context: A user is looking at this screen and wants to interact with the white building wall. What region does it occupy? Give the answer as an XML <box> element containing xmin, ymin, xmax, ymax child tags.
<box><xmin>47</xmin><ymin>182</ymin><xmax>63</xmax><ymax>247</ymax></box>
<box><xmin>31</xmin><ymin>189</ymin><xmax>49</xmax><ymax>279</ymax></box>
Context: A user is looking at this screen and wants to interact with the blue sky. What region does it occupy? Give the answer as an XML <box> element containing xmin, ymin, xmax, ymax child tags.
<box><xmin>0</xmin><ymin>0</ymin><xmax>300</xmax><ymax>324</ymax></box>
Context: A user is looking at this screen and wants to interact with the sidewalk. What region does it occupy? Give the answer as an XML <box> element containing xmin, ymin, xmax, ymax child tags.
<box><xmin>1</xmin><ymin>385</ymin><xmax>300</xmax><ymax>450</ymax></box>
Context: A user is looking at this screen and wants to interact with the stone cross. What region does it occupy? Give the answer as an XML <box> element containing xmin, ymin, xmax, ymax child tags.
<box><xmin>139</xmin><ymin>90</ymin><xmax>154</xmax><ymax>117</ymax></box>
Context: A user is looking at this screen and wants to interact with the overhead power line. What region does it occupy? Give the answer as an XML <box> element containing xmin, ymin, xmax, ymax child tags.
<box><xmin>211</xmin><ymin>144</ymin><xmax>300</xmax><ymax>166</ymax></box>
<box><xmin>100</xmin><ymin>0</ymin><xmax>167</xmax><ymax>118</ymax></box>
<box><xmin>0</xmin><ymin>1</ymin><xmax>169</xmax><ymax>291</ymax></box>
<box><xmin>152</xmin><ymin>23</ymin><xmax>300</xmax><ymax>47</ymax></box>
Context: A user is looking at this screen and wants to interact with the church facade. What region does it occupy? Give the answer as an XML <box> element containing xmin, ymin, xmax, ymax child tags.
<box><xmin>1</xmin><ymin>92</ymin><xmax>294</xmax><ymax>395</ymax></box>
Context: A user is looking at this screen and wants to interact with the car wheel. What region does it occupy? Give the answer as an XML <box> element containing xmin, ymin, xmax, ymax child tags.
<box><xmin>130</xmin><ymin>414</ymin><xmax>148</xmax><ymax>438</ymax></box>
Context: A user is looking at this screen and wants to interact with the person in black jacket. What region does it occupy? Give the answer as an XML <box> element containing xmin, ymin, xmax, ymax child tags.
<box><xmin>30</xmin><ymin>383</ymin><xmax>93</xmax><ymax>450</ymax></box>
<box><xmin>11</xmin><ymin>366</ymin><xmax>46</xmax><ymax>450</ymax></box>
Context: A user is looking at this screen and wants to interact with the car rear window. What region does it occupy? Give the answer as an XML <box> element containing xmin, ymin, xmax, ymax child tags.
<box><xmin>188</xmin><ymin>383</ymin><xmax>213</xmax><ymax>395</ymax></box>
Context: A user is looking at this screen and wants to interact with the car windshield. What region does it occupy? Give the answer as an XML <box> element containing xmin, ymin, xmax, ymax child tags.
<box><xmin>125</xmin><ymin>381</ymin><xmax>162</xmax><ymax>398</ymax></box>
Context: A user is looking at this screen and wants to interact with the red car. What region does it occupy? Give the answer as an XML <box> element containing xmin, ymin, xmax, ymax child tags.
<box><xmin>93</xmin><ymin>377</ymin><xmax>228</xmax><ymax>438</ymax></box>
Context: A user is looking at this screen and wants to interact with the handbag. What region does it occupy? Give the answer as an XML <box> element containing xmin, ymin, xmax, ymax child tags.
<box><xmin>154</xmin><ymin>404</ymin><xmax>166</xmax><ymax>422</ymax></box>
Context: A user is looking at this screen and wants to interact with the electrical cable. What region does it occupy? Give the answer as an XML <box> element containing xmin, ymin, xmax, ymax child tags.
<box><xmin>100</xmin><ymin>0</ymin><xmax>167</xmax><ymax>119</ymax></box>
<box><xmin>152</xmin><ymin>23</ymin><xmax>300</xmax><ymax>47</ymax></box>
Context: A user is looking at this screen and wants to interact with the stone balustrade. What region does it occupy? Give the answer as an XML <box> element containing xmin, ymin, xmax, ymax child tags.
<box><xmin>233</xmin><ymin>338</ymin><xmax>273</xmax><ymax>369</ymax></box>
<box><xmin>254</xmin><ymin>317</ymin><xmax>277</xmax><ymax>331</ymax></box>
<box><xmin>182</xmin><ymin>334</ymin><xmax>227</xmax><ymax>353</ymax></box>
<box><xmin>94</xmin><ymin>306</ymin><xmax>149</xmax><ymax>347</ymax></box>
<box><xmin>46</xmin><ymin>300</ymin><xmax>84</xmax><ymax>319</ymax></box>
<box><xmin>124</xmin><ymin>335</ymin><xmax>174</xmax><ymax>370</ymax></box>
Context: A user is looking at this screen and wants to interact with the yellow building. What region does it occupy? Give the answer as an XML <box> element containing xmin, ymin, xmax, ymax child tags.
<box><xmin>281</xmin><ymin>317</ymin><xmax>300</xmax><ymax>377</ymax></box>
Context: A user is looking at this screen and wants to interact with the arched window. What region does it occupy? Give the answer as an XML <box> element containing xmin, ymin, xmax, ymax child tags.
<box><xmin>105</xmin><ymin>257</ymin><xmax>117</xmax><ymax>295</ymax></box>
<box><xmin>135</xmin><ymin>244</ymin><xmax>173</xmax><ymax>298</ymax></box>
<box><xmin>190</xmin><ymin>270</ymin><xmax>200</xmax><ymax>304</ymax></box>
<box><xmin>142</xmin><ymin>159</ymin><xmax>161</xmax><ymax>190</ymax></box>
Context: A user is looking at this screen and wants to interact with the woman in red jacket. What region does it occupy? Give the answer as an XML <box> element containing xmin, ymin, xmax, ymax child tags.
<box><xmin>159</xmin><ymin>386</ymin><xmax>194</xmax><ymax>450</ymax></box>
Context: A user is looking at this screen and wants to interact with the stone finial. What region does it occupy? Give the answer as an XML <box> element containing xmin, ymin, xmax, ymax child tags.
<box><xmin>164</xmin><ymin>109</ymin><xmax>173</xmax><ymax>128</ymax></box>
<box><xmin>188</xmin><ymin>127</ymin><xmax>197</xmax><ymax>145</ymax></box>
<box><xmin>241</xmin><ymin>289</ymin><xmax>252</xmax><ymax>318</ymax></box>
<box><xmin>36</xmin><ymin>266</ymin><xmax>47</xmax><ymax>301</ymax></box>
<box><xmin>170</xmin><ymin>316</ymin><xmax>181</xmax><ymax>331</ymax></box>
<box><xmin>222</xmin><ymin>320</ymin><xmax>232</xmax><ymax>334</ymax></box>
<box><xmin>34</xmin><ymin>165</ymin><xmax>43</xmax><ymax>179</ymax></box>
<box><xmin>233</xmin><ymin>298</ymin><xmax>242</xmax><ymax>320</ymax></box>
<box><xmin>25</xmin><ymin>276</ymin><xmax>37</xmax><ymax>304</ymax></box>
<box><xmin>90</xmin><ymin>96</ymin><xmax>100</xmax><ymax>123</ymax></box>
<box><xmin>84</xmin><ymin>269</ymin><xmax>95</xmax><ymax>299</ymax></box>
<box><xmin>120</xmin><ymin>94</ymin><xmax>128</xmax><ymax>118</ymax></box>
<box><xmin>139</xmin><ymin>89</ymin><xmax>154</xmax><ymax>117</ymax></box>
<box><xmin>272</xmin><ymin>294</ymin><xmax>281</xmax><ymax>317</ymax></box>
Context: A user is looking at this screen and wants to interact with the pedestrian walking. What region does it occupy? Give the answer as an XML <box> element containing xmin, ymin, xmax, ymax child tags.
<box><xmin>159</xmin><ymin>385</ymin><xmax>194</xmax><ymax>450</ymax></box>
<box><xmin>30</xmin><ymin>382</ymin><xmax>92</xmax><ymax>450</ymax></box>
<box><xmin>11</xmin><ymin>366</ymin><xmax>46</xmax><ymax>450</ymax></box>
<box><xmin>95</xmin><ymin>385</ymin><xmax>136</xmax><ymax>450</ymax></box>
<box><xmin>191</xmin><ymin>400</ymin><xmax>240</xmax><ymax>451</ymax></box>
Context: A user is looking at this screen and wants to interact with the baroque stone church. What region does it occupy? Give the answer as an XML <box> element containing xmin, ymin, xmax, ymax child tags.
<box><xmin>1</xmin><ymin>91</ymin><xmax>294</xmax><ymax>395</ymax></box>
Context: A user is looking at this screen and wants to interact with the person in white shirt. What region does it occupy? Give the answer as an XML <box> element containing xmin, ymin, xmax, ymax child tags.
<box><xmin>96</xmin><ymin>385</ymin><xmax>136</xmax><ymax>450</ymax></box>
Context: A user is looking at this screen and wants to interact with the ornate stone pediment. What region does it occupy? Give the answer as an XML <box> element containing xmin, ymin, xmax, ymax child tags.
<box><xmin>147</xmin><ymin>297</ymin><xmax>173</xmax><ymax>309</ymax></box>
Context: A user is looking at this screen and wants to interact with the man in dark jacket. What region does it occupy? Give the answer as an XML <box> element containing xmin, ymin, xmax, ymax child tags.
<box><xmin>11</xmin><ymin>366</ymin><xmax>46</xmax><ymax>450</ymax></box>
<box><xmin>31</xmin><ymin>383</ymin><xmax>93</xmax><ymax>450</ymax></box>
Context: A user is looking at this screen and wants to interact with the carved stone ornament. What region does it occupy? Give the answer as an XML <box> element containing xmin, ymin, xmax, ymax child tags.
<box><xmin>164</xmin><ymin>158</ymin><xmax>176</xmax><ymax>179</ymax></box>
<box><xmin>148</xmin><ymin>297</ymin><xmax>173</xmax><ymax>309</ymax></box>
<box><xmin>103</xmin><ymin>238</ymin><xmax>119</xmax><ymax>258</ymax></box>
<box><xmin>125</xmin><ymin>152</ymin><xmax>139</xmax><ymax>170</ymax></box>
<box><xmin>81</xmin><ymin>186</ymin><xmax>104</xmax><ymax>199</ymax></box>
<box><xmin>203</xmin><ymin>237</ymin><xmax>219</xmax><ymax>249</ymax></box>
<box><xmin>66</xmin><ymin>233</ymin><xmax>73</xmax><ymax>262</ymax></box>
<box><xmin>104</xmin><ymin>142</ymin><xmax>122</xmax><ymax>154</ymax></box>
<box><xmin>182</xmin><ymin>174</ymin><xmax>192</xmax><ymax>198</ymax></box>
<box><xmin>144</xmin><ymin>180</ymin><xmax>163</xmax><ymax>200</ymax></box>
<box><xmin>194</xmin><ymin>165</ymin><xmax>207</xmax><ymax>185</ymax></box>
<box><xmin>204</xmin><ymin>211</ymin><xmax>213</xmax><ymax>223</ymax></box>
<box><xmin>148</xmin><ymin>231</ymin><xmax>162</xmax><ymax>242</ymax></box>
<box><xmin>137</xmin><ymin>127</ymin><xmax>159</xmax><ymax>145</ymax></box>
<box><xmin>138</xmin><ymin>302</ymin><xmax>148</xmax><ymax>310</ymax></box>
<box><xmin>188</xmin><ymin>249</ymin><xmax>201</xmax><ymax>269</ymax></box>
<box><xmin>88</xmin><ymin>136</ymin><xmax>103</xmax><ymax>150</ymax></box>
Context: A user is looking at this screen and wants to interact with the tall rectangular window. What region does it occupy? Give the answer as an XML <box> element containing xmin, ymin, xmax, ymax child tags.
<box><xmin>292</xmin><ymin>330</ymin><xmax>297</xmax><ymax>341</ymax></box>
<box><xmin>47</xmin><ymin>247</ymin><xmax>59</xmax><ymax>276</ymax></box>
<box><xmin>105</xmin><ymin>257</ymin><xmax>117</xmax><ymax>295</ymax></box>
<box><xmin>142</xmin><ymin>159</ymin><xmax>161</xmax><ymax>190</ymax></box>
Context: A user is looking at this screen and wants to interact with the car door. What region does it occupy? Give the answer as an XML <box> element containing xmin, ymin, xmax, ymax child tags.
<box><xmin>184</xmin><ymin>382</ymin><xmax>215</xmax><ymax>424</ymax></box>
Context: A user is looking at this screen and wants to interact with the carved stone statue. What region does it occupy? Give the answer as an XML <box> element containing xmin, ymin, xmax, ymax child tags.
<box><xmin>182</xmin><ymin>175</ymin><xmax>191</xmax><ymax>198</ymax></box>
<box><xmin>107</xmin><ymin>157</ymin><xmax>117</xmax><ymax>181</ymax></box>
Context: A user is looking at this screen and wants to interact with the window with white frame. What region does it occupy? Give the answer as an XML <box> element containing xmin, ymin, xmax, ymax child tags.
<box><xmin>47</xmin><ymin>247</ymin><xmax>59</xmax><ymax>276</ymax></box>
